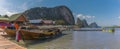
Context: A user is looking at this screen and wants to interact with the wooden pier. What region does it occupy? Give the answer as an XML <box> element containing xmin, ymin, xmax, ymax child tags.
<box><xmin>72</xmin><ymin>28</ymin><xmax>102</xmax><ymax>31</ymax></box>
<box><xmin>0</xmin><ymin>29</ymin><xmax>26</xmax><ymax>49</ymax></box>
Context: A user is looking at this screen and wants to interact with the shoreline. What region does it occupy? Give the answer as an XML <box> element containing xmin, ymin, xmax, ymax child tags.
<box><xmin>7</xmin><ymin>31</ymin><xmax>73</xmax><ymax>49</ymax></box>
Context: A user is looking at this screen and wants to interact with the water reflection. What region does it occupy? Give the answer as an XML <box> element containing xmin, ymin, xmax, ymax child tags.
<box><xmin>73</xmin><ymin>28</ymin><xmax>120</xmax><ymax>49</ymax></box>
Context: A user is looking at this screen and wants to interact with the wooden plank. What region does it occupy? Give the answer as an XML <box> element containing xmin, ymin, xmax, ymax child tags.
<box><xmin>0</xmin><ymin>32</ymin><xmax>27</xmax><ymax>49</ymax></box>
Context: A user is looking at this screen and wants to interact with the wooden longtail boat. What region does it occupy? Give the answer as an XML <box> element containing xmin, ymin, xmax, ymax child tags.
<box><xmin>5</xmin><ymin>26</ymin><xmax>62</xmax><ymax>40</ymax></box>
<box><xmin>5</xmin><ymin>27</ymin><xmax>16</xmax><ymax>37</ymax></box>
<box><xmin>20</xmin><ymin>28</ymin><xmax>62</xmax><ymax>40</ymax></box>
<box><xmin>20</xmin><ymin>30</ymin><xmax>44</xmax><ymax>40</ymax></box>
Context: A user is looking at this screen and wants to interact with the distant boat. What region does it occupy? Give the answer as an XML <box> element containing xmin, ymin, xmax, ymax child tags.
<box><xmin>102</xmin><ymin>28</ymin><xmax>115</xmax><ymax>32</ymax></box>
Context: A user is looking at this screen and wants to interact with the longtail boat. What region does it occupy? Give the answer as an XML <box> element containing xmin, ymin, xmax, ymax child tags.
<box><xmin>20</xmin><ymin>30</ymin><xmax>44</xmax><ymax>40</ymax></box>
<box><xmin>5</xmin><ymin>26</ymin><xmax>62</xmax><ymax>40</ymax></box>
<box><xmin>5</xmin><ymin>27</ymin><xmax>16</xmax><ymax>37</ymax></box>
<box><xmin>20</xmin><ymin>27</ymin><xmax>62</xmax><ymax>40</ymax></box>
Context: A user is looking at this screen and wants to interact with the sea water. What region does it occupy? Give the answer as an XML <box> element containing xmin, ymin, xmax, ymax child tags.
<box><xmin>11</xmin><ymin>28</ymin><xmax>120</xmax><ymax>49</ymax></box>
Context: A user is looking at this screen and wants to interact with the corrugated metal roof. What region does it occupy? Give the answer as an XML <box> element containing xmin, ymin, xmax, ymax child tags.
<box><xmin>29</xmin><ymin>19</ymin><xmax>42</xmax><ymax>23</ymax></box>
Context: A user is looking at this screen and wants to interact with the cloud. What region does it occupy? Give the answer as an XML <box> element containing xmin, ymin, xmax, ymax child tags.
<box><xmin>0</xmin><ymin>0</ymin><xmax>44</xmax><ymax>16</ymax></box>
<box><xmin>86</xmin><ymin>15</ymin><xmax>95</xmax><ymax>18</ymax></box>
<box><xmin>76</xmin><ymin>14</ymin><xmax>83</xmax><ymax>18</ymax></box>
<box><xmin>118</xmin><ymin>16</ymin><xmax>120</xmax><ymax>19</ymax></box>
<box><xmin>76</xmin><ymin>14</ymin><xmax>95</xmax><ymax>19</ymax></box>
<box><xmin>0</xmin><ymin>7</ymin><xmax>17</xmax><ymax>16</ymax></box>
<box><xmin>0</xmin><ymin>0</ymin><xmax>12</xmax><ymax>16</ymax></box>
<box><xmin>0</xmin><ymin>0</ymin><xmax>17</xmax><ymax>16</ymax></box>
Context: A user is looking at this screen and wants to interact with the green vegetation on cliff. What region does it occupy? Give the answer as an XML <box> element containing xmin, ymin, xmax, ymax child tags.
<box><xmin>23</xmin><ymin>5</ymin><xmax>75</xmax><ymax>25</ymax></box>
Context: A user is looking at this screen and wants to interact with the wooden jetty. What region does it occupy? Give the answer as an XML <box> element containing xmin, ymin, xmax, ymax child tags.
<box><xmin>37</xmin><ymin>25</ymin><xmax>103</xmax><ymax>31</ymax></box>
<box><xmin>72</xmin><ymin>28</ymin><xmax>103</xmax><ymax>31</ymax></box>
<box><xmin>0</xmin><ymin>29</ymin><xmax>26</xmax><ymax>49</ymax></box>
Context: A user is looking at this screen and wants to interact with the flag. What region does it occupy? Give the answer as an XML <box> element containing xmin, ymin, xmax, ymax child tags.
<box><xmin>14</xmin><ymin>22</ymin><xmax>21</xmax><ymax>42</ymax></box>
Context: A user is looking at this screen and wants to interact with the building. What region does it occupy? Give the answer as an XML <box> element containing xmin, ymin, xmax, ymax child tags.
<box><xmin>0</xmin><ymin>14</ymin><xmax>29</xmax><ymax>27</ymax></box>
<box><xmin>9</xmin><ymin>14</ymin><xmax>29</xmax><ymax>25</ymax></box>
<box><xmin>0</xmin><ymin>17</ymin><xmax>9</xmax><ymax>23</ymax></box>
<box><xmin>0</xmin><ymin>17</ymin><xmax>10</xmax><ymax>26</ymax></box>
<box><xmin>29</xmin><ymin>19</ymin><xmax>55</xmax><ymax>25</ymax></box>
<box><xmin>29</xmin><ymin>19</ymin><xmax>43</xmax><ymax>25</ymax></box>
<box><xmin>0</xmin><ymin>14</ymin><xmax>55</xmax><ymax>26</ymax></box>
<box><xmin>0</xmin><ymin>16</ymin><xmax>10</xmax><ymax>29</ymax></box>
<box><xmin>42</xmin><ymin>20</ymin><xmax>55</xmax><ymax>25</ymax></box>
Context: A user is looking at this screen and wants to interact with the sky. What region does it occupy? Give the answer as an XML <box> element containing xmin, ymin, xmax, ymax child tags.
<box><xmin>0</xmin><ymin>0</ymin><xmax>120</xmax><ymax>26</ymax></box>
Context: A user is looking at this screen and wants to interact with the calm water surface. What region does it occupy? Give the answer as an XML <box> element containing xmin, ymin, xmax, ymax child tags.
<box><xmin>73</xmin><ymin>28</ymin><xmax>120</xmax><ymax>49</ymax></box>
<box><xmin>27</xmin><ymin>28</ymin><xmax>120</xmax><ymax>49</ymax></box>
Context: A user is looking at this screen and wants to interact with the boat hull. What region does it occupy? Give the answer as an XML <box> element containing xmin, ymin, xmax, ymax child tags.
<box><xmin>20</xmin><ymin>30</ymin><xmax>44</xmax><ymax>40</ymax></box>
<box><xmin>5</xmin><ymin>29</ymin><xmax>16</xmax><ymax>37</ymax></box>
<box><xmin>5</xmin><ymin>28</ymin><xmax>62</xmax><ymax>40</ymax></box>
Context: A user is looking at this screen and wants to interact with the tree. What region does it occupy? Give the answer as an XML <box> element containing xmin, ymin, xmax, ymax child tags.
<box><xmin>4</xmin><ymin>15</ymin><xmax>9</xmax><ymax>18</ymax></box>
<box><xmin>55</xmin><ymin>20</ymin><xmax>65</xmax><ymax>25</ymax></box>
